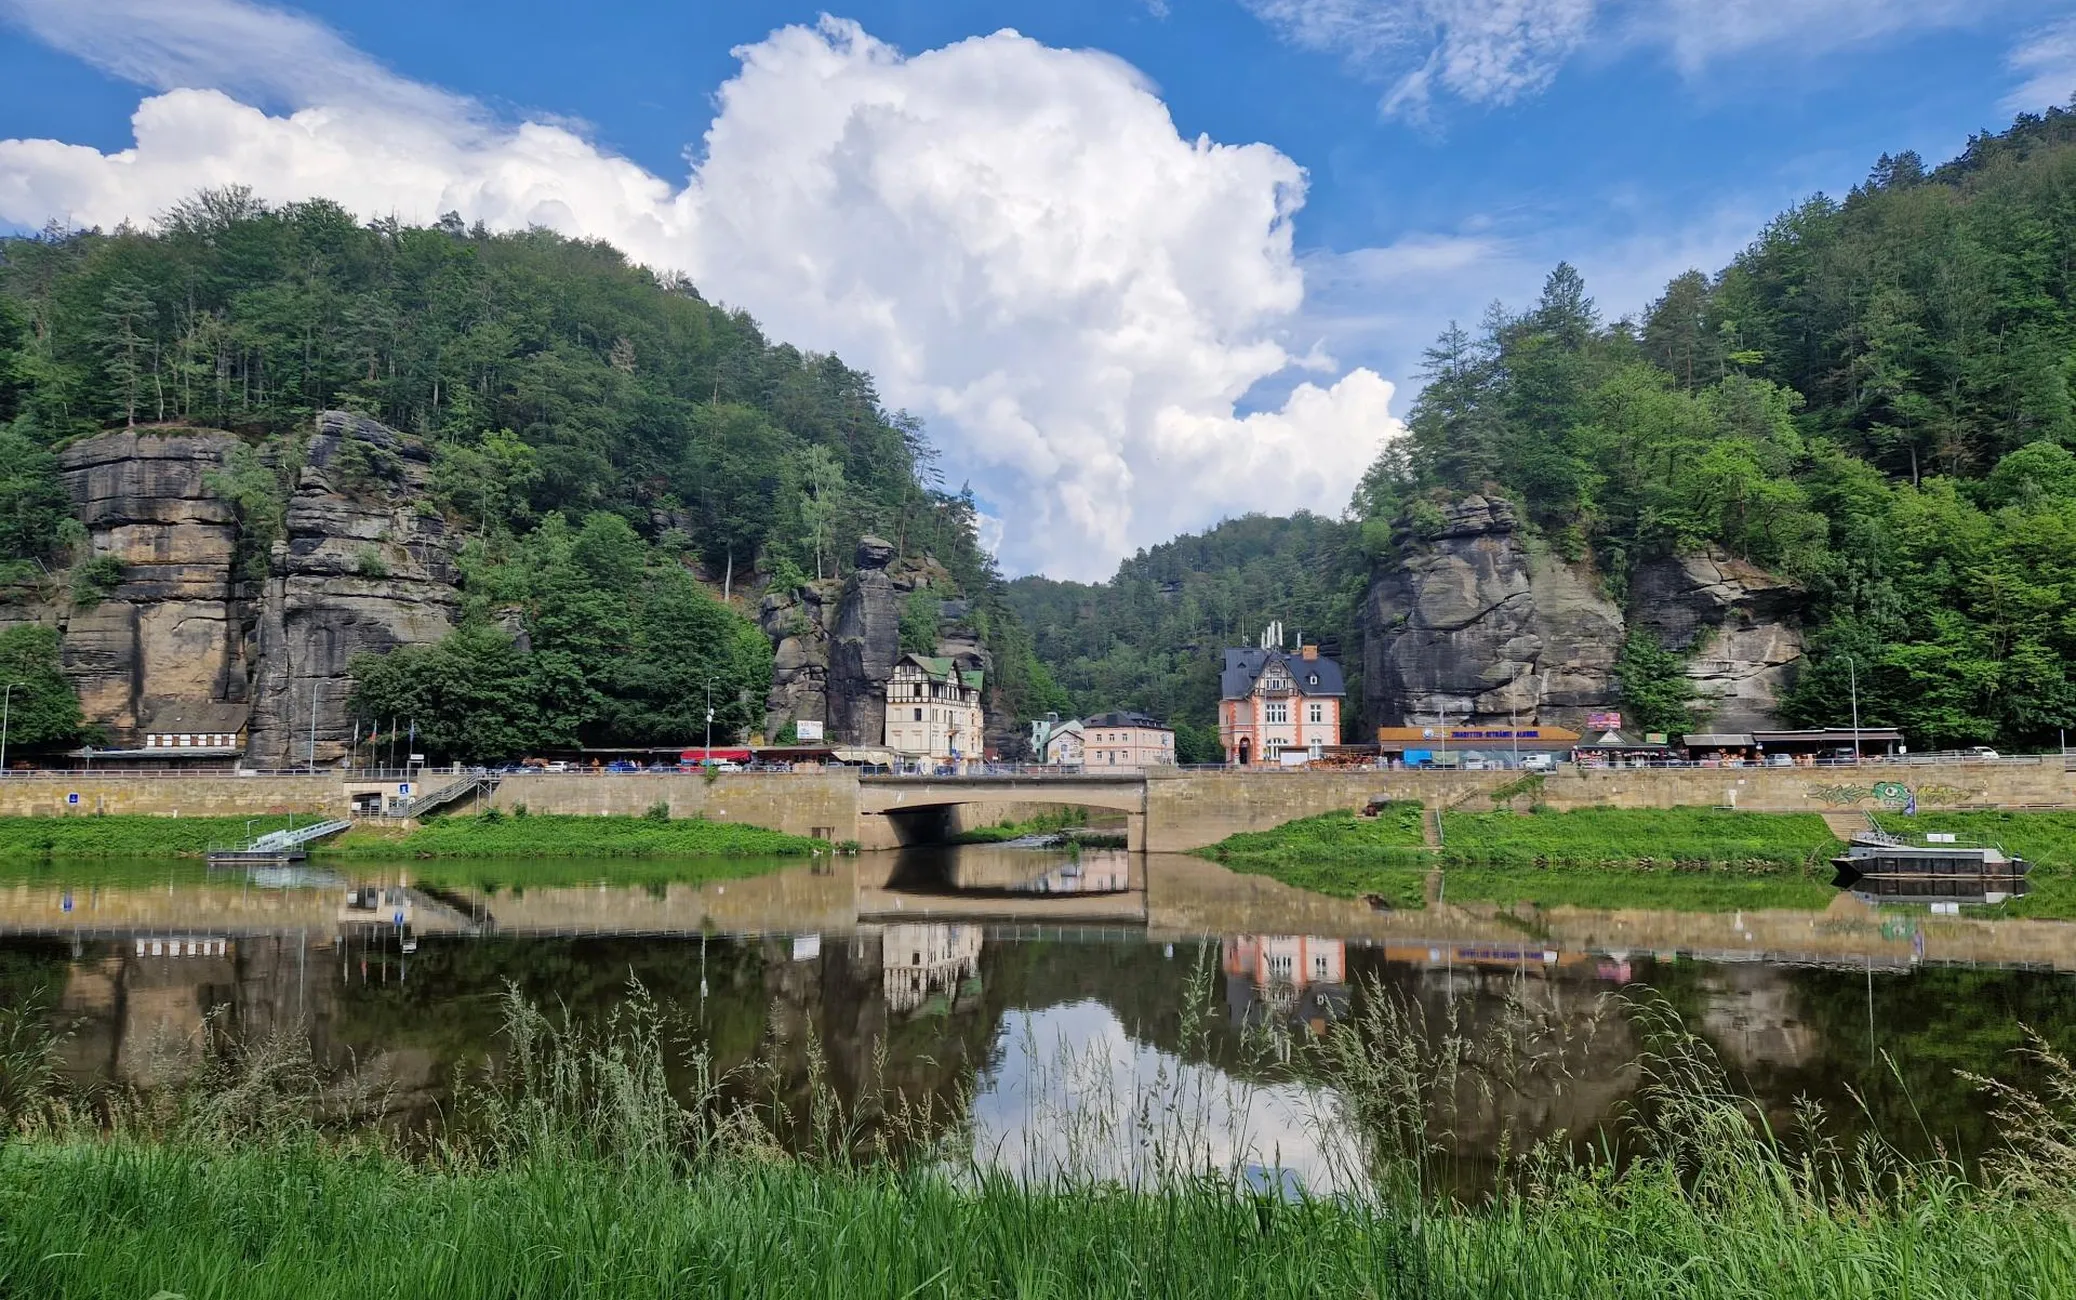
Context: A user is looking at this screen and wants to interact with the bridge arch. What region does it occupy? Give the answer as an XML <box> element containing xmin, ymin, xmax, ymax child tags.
<box><xmin>857</xmin><ymin>775</ymin><xmax>1147</xmax><ymax>849</ymax></box>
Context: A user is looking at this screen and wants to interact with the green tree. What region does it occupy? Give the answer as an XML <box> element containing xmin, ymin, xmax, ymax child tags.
<box><xmin>0</xmin><ymin>624</ymin><xmax>84</xmax><ymax>754</ymax></box>
<box><xmin>1615</xmin><ymin>631</ymin><xmax>1699</xmax><ymax>736</ymax></box>
<box><xmin>0</xmin><ymin>431</ymin><xmax>70</xmax><ymax>564</ymax></box>
<box><xmin>899</xmin><ymin>588</ymin><xmax>938</xmax><ymax>656</ymax></box>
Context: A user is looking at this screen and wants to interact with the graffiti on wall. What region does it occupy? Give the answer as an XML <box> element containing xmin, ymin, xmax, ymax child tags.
<box><xmin>1805</xmin><ymin>781</ymin><xmax>1981</xmax><ymax>809</ymax></box>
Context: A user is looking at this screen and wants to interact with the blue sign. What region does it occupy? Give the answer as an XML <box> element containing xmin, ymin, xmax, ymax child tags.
<box><xmin>61</xmin><ymin>891</ymin><xmax>73</xmax><ymax>913</ymax></box>
<box><xmin>66</xmin><ymin>792</ymin><xmax>79</xmax><ymax>805</ymax></box>
<box><xmin>392</xmin><ymin>910</ymin><xmax>405</xmax><ymax>928</ymax></box>
<box><xmin>397</xmin><ymin>783</ymin><xmax>412</xmax><ymax>796</ymax></box>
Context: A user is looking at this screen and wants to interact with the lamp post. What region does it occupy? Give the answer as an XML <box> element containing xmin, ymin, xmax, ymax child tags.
<box><xmin>1843</xmin><ymin>654</ymin><xmax>1862</xmax><ymax>767</ymax></box>
<box><xmin>0</xmin><ymin>682</ymin><xmax>21</xmax><ymax>774</ymax></box>
<box><xmin>703</xmin><ymin>677</ymin><xmax>716</xmax><ymax>761</ymax></box>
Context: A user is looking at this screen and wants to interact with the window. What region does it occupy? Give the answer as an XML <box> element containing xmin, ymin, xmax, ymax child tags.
<box><xmin>1308</xmin><ymin>674</ymin><xmax>1318</xmax><ymax>686</ymax></box>
<box><xmin>913</xmin><ymin>708</ymin><xmax>923</xmax><ymax>721</ymax></box>
<box><xmin>1268</xmin><ymin>954</ymin><xmax>1293</xmax><ymax>980</ymax></box>
<box><xmin>1313</xmin><ymin>953</ymin><xmax>1331</xmax><ymax>980</ymax></box>
<box><xmin>1265</xmin><ymin>702</ymin><xmax>1288</xmax><ymax>724</ymax></box>
<box><xmin>1265</xmin><ymin>740</ymin><xmax>1284</xmax><ymax>760</ymax></box>
<box><xmin>1308</xmin><ymin>703</ymin><xmax>1323</xmax><ymax>724</ymax></box>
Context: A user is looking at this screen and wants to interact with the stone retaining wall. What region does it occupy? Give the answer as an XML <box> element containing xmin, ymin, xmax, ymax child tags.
<box><xmin>484</xmin><ymin>771</ymin><xmax>862</xmax><ymax>841</ymax></box>
<box><xmin>0</xmin><ymin>775</ymin><xmax>342</xmax><ymax>818</ymax></box>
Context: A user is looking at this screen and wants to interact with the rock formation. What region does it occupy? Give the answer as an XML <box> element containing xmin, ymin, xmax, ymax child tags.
<box><xmin>758</xmin><ymin>577</ymin><xmax>842</xmax><ymax>739</ymax></box>
<box><xmin>49</xmin><ymin>430</ymin><xmax>249</xmax><ymax>740</ymax></box>
<box><xmin>244</xmin><ymin>412</ymin><xmax>460</xmax><ymax>766</ymax></box>
<box><xmin>1361</xmin><ymin>496</ymin><xmax>1624</xmax><ymax>728</ymax></box>
<box><xmin>1627</xmin><ymin>549</ymin><xmax>1805</xmax><ymax>733</ymax></box>
<box><xmin>1361</xmin><ymin>496</ymin><xmax>1804</xmax><ymax>732</ymax></box>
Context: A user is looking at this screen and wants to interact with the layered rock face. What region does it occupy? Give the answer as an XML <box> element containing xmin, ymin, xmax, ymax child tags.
<box><xmin>1361</xmin><ymin>496</ymin><xmax>1805</xmax><ymax>731</ymax></box>
<box><xmin>1362</xmin><ymin>497</ymin><xmax>1623</xmax><ymax>728</ymax></box>
<box><xmin>757</xmin><ymin>537</ymin><xmax>1008</xmax><ymax>750</ymax></box>
<box><xmin>760</xmin><ymin>537</ymin><xmax>916</xmax><ymax>745</ymax></box>
<box><xmin>245</xmin><ymin>413</ymin><xmax>460</xmax><ymax>766</ymax></box>
<box><xmin>1628</xmin><ymin>550</ymin><xmax>1805</xmax><ymax>733</ymax></box>
<box><xmin>52</xmin><ymin>431</ymin><xmax>248</xmax><ymax>741</ymax></box>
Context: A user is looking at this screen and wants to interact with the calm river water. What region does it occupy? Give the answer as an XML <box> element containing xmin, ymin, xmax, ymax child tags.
<box><xmin>5</xmin><ymin>844</ymin><xmax>2074</xmax><ymax>1188</ymax></box>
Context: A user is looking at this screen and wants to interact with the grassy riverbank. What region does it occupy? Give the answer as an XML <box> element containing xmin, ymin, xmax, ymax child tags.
<box><xmin>0</xmin><ymin>810</ymin><xmax>822</xmax><ymax>860</ymax></box>
<box><xmin>9</xmin><ymin>1139</ymin><xmax>2073</xmax><ymax>1299</ymax></box>
<box><xmin>332</xmin><ymin>810</ymin><xmax>822</xmax><ymax>859</ymax></box>
<box><xmin>5</xmin><ymin>989</ymin><xmax>2076</xmax><ymax>1299</ymax></box>
<box><xmin>1203</xmin><ymin>806</ymin><xmax>1840</xmax><ymax>910</ymax></box>
<box><xmin>0</xmin><ymin>813</ymin><xmax>307</xmax><ymax>858</ymax></box>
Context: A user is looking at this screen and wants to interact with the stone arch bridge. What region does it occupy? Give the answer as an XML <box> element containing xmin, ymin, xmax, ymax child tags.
<box><xmin>859</xmin><ymin>774</ymin><xmax>1150</xmax><ymax>849</ymax></box>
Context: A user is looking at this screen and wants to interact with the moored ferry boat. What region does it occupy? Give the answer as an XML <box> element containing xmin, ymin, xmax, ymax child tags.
<box><xmin>1830</xmin><ymin>827</ymin><xmax>2030</xmax><ymax>904</ymax></box>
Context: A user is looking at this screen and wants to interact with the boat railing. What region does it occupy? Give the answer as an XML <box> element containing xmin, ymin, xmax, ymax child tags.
<box><xmin>1856</xmin><ymin>827</ymin><xmax>2013</xmax><ymax>856</ymax></box>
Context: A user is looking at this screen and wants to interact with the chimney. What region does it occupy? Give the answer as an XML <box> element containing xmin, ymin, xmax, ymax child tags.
<box><xmin>1301</xmin><ymin>644</ymin><xmax>1318</xmax><ymax>661</ymax></box>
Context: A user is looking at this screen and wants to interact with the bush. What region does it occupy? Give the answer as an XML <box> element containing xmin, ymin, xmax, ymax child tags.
<box><xmin>69</xmin><ymin>554</ymin><xmax>124</xmax><ymax>607</ymax></box>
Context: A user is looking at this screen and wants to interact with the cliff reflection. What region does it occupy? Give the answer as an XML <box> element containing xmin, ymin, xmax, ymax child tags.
<box><xmin>5</xmin><ymin>849</ymin><xmax>2076</xmax><ymax>1175</ymax></box>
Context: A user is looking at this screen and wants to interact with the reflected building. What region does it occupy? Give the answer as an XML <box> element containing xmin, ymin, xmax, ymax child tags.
<box><xmin>882</xmin><ymin>923</ymin><xmax>984</xmax><ymax>1014</ymax></box>
<box><xmin>1222</xmin><ymin>935</ymin><xmax>1349</xmax><ymax>1032</ymax></box>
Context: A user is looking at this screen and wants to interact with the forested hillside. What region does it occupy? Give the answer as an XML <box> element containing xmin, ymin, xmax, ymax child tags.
<box><xmin>1361</xmin><ymin>106</ymin><xmax>2076</xmax><ymax>748</ymax></box>
<box><xmin>1006</xmin><ymin>513</ymin><xmax>1362</xmax><ymax>760</ymax></box>
<box><xmin>0</xmin><ymin>191</ymin><xmax>1053</xmax><ymax>757</ymax></box>
<box><xmin>1017</xmin><ymin>106</ymin><xmax>2076</xmax><ymax>751</ymax></box>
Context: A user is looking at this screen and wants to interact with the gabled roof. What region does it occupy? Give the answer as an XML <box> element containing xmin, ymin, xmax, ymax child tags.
<box><xmin>1220</xmin><ymin>648</ymin><xmax>1344</xmax><ymax>700</ymax></box>
<box><xmin>897</xmin><ymin>653</ymin><xmax>984</xmax><ymax>692</ymax></box>
<box><xmin>142</xmin><ymin>701</ymin><xmax>251</xmax><ymax>734</ymax></box>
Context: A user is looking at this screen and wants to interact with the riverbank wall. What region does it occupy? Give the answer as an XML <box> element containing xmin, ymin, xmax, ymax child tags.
<box><xmin>0</xmin><ymin>761</ymin><xmax>2066</xmax><ymax>851</ymax></box>
<box><xmin>1138</xmin><ymin>761</ymin><xmax>2076</xmax><ymax>851</ymax></box>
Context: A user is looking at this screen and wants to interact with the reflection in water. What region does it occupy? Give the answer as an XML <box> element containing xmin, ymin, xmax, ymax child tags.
<box><xmin>882</xmin><ymin>924</ymin><xmax>983</xmax><ymax>1013</ymax></box>
<box><xmin>6</xmin><ymin>848</ymin><xmax>2076</xmax><ymax>1185</ymax></box>
<box><xmin>971</xmin><ymin>1000</ymin><xmax>1358</xmax><ymax>1193</ymax></box>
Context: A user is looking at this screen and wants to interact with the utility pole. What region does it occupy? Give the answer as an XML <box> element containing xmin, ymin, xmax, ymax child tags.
<box><xmin>1846</xmin><ymin>654</ymin><xmax>1861</xmax><ymax>767</ymax></box>
<box><xmin>0</xmin><ymin>682</ymin><xmax>21</xmax><ymax>775</ymax></box>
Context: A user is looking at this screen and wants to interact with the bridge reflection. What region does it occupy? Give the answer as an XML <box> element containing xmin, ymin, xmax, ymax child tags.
<box><xmin>7</xmin><ymin>850</ymin><xmax>2076</xmax><ymax>972</ymax></box>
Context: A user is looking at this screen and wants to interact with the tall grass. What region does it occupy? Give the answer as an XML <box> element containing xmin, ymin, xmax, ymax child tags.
<box><xmin>7</xmin><ymin>976</ymin><xmax>2076</xmax><ymax>1296</ymax></box>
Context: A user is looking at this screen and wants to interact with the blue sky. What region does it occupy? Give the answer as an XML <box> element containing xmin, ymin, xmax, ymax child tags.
<box><xmin>2</xmin><ymin>0</ymin><xmax>2072</xmax><ymax>577</ymax></box>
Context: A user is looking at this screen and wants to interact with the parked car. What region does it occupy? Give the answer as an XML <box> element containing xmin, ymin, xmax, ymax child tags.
<box><xmin>1520</xmin><ymin>752</ymin><xmax>1555</xmax><ymax>772</ymax></box>
<box><xmin>1966</xmin><ymin>746</ymin><xmax>2001</xmax><ymax>760</ymax></box>
<box><xmin>605</xmin><ymin>760</ymin><xmax>641</xmax><ymax>773</ymax></box>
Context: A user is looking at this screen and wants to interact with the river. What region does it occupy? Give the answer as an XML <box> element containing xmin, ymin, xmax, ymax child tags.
<box><xmin>4</xmin><ymin>843</ymin><xmax>2073</xmax><ymax>1191</ymax></box>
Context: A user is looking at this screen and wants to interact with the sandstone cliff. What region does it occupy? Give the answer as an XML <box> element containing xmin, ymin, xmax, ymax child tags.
<box><xmin>51</xmin><ymin>430</ymin><xmax>249</xmax><ymax>739</ymax></box>
<box><xmin>244</xmin><ymin>412</ymin><xmax>460</xmax><ymax>766</ymax></box>
<box><xmin>1361</xmin><ymin>496</ymin><xmax>1804</xmax><ymax>732</ymax></box>
<box><xmin>757</xmin><ymin>537</ymin><xmax>1015</xmax><ymax>752</ymax></box>
<box><xmin>5</xmin><ymin>416</ymin><xmax>458</xmax><ymax>759</ymax></box>
<box><xmin>1362</xmin><ymin>496</ymin><xmax>1623</xmax><ymax>729</ymax></box>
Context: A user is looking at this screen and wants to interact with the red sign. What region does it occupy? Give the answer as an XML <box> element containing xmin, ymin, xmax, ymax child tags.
<box><xmin>1586</xmin><ymin>711</ymin><xmax>1622</xmax><ymax>731</ymax></box>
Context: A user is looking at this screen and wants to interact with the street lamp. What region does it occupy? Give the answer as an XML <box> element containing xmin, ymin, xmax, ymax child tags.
<box><xmin>0</xmin><ymin>682</ymin><xmax>23</xmax><ymax>775</ymax></box>
<box><xmin>703</xmin><ymin>677</ymin><xmax>716</xmax><ymax>760</ymax></box>
<box><xmin>1842</xmin><ymin>653</ymin><xmax>1862</xmax><ymax>767</ymax></box>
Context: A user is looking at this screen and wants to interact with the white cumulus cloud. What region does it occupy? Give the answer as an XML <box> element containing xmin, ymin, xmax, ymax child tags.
<box><xmin>0</xmin><ymin>2</ymin><xmax>1399</xmax><ymax>579</ymax></box>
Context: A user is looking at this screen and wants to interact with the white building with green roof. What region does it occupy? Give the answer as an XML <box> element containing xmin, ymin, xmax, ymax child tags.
<box><xmin>884</xmin><ymin>653</ymin><xmax>986</xmax><ymax>767</ymax></box>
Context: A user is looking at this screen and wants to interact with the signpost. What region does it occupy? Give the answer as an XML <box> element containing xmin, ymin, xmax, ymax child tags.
<box><xmin>795</xmin><ymin>720</ymin><xmax>825</xmax><ymax>742</ymax></box>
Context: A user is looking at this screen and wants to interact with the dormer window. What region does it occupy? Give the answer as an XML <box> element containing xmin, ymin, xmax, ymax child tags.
<box><xmin>1308</xmin><ymin>674</ymin><xmax>1318</xmax><ymax>686</ymax></box>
